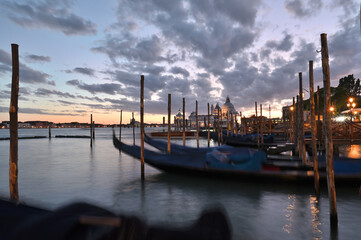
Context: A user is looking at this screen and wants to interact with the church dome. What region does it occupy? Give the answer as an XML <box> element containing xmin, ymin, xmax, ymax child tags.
<box><xmin>222</xmin><ymin>96</ymin><xmax>236</xmax><ymax>115</ymax></box>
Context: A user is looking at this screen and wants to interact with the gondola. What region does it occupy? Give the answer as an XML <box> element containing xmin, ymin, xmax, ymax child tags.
<box><xmin>208</xmin><ymin>131</ymin><xmax>277</xmax><ymax>149</ymax></box>
<box><xmin>144</xmin><ymin>134</ymin><xmax>316</xmax><ymax>171</ymax></box>
<box><xmin>114</xmin><ymin>133</ymin><xmax>361</xmax><ymax>185</ymax></box>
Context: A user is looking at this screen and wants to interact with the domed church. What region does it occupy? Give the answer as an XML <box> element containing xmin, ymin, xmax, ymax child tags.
<box><xmin>221</xmin><ymin>96</ymin><xmax>238</xmax><ymax>118</ymax></box>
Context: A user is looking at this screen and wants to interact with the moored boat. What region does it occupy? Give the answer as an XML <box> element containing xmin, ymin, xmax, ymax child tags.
<box><xmin>114</xmin><ymin>133</ymin><xmax>361</xmax><ymax>185</ymax></box>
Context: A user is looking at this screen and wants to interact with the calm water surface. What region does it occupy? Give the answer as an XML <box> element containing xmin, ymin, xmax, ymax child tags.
<box><xmin>1</xmin><ymin>128</ymin><xmax>361</xmax><ymax>239</ymax></box>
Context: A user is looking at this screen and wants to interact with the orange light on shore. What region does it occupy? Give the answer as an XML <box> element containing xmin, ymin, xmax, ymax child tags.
<box><xmin>330</xmin><ymin>106</ymin><xmax>334</xmax><ymax>112</ymax></box>
<box><xmin>290</xmin><ymin>106</ymin><xmax>294</xmax><ymax>111</ymax></box>
<box><xmin>349</xmin><ymin>97</ymin><xmax>354</xmax><ymax>103</ymax></box>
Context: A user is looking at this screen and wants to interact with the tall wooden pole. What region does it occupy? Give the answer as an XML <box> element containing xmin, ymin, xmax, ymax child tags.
<box><xmin>226</xmin><ymin>112</ymin><xmax>229</xmax><ymax>137</ymax></box>
<box><xmin>140</xmin><ymin>75</ymin><xmax>145</xmax><ymax>180</ymax></box>
<box><xmin>231</xmin><ymin>113</ymin><xmax>234</xmax><ymax>136</ymax></box>
<box><xmin>196</xmin><ymin>100</ymin><xmax>199</xmax><ymax>148</ymax></box>
<box><xmin>255</xmin><ymin>102</ymin><xmax>259</xmax><ymax>149</ymax></box>
<box><xmin>90</xmin><ymin>114</ymin><xmax>93</xmax><ymax>147</ymax></box>
<box><xmin>269</xmin><ymin>105</ymin><xmax>272</xmax><ymax>135</ymax></box>
<box><xmin>317</xmin><ymin>86</ymin><xmax>320</xmax><ymax>121</ymax></box>
<box><xmin>291</xmin><ymin>97</ymin><xmax>295</xmax><ymax>142</ymax></box>
<box><xmin>207</xmin><ymin>103</ymin><xmax>210</xmax><ymax>147</ymax></box>
<box><xmin>9</xmin><ymin>43</ymin><xmax>19</xmax><ymax>202</ymax></box>
<box><xmin>260</xmin><ymin>104</ymin><xmax>264</xmax><ymax>144</ymax></box>
<box><xmin>220</xmin><ymin>111</ymin><xmax>223</xmax><ymax>144</ymax></box>
<box><xmin>321</xmin><ymin>33</ymin><xmax>337</xmax><ymax>227</ymax></box>
<box><xmin>295</xmin><ymin>96</ymin><xmax>300</xmax><ymax>152</ymax></box>
<box><xmin>217</xmin><ymin>108</ymin><xmax>220</xmax><ymax>146</ymax></box>
<box><xmin>167</xmin><ymin>94</ymin><xmax>171</xmax><ymax>153</ymax></box>
<box><xmin>299</xmin><ymin>72</ymin><xmax>306</xmax><ymax>165</ymax></box>
<box><xmin>119</xmin><ymin>110</ymin><xmax>122</xmax><ymax>141</ymax></box>
<box><xmin>183</xmin><ymin>98</ymin><xmax>186</xmax><ymax>146</ymax></box>
<box><xmin>93</xmin><ymin>121</ymin><xmax>95</xmax><ymax>139</ymax></box>
<box><xmin>48</xmin><ymin>124</ymin><xmax>51</xmax><ymax>139</ymax></box>
<box><xmin>132</xmin><ymin>112</ymin><xmax>135</xmax><ymax>145</ymax></box>
<box><xmin>309</xmin><ymin>60</ymin><xmax>320</xmax><ymax>198</ymax></box>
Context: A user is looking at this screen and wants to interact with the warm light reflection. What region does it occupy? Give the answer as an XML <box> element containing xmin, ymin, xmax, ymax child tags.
<box><xmin>283</xmin><ymin>194</ymin><xmax>296</xmax><ymax>234</ymax></box>
<box><xmin>309</xmin><ymin>196</ymin><xmax>323</xmax><ymax>237</ymax></box>
<box><xmin>346</xmin><ymin>145</ymin><xmax>361</xmax><ymax>158</ymax></box>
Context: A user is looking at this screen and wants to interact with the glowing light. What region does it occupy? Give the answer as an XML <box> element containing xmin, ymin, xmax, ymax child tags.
<box><xmin>330</xmin><ymin>106</ymin><xmax>334</xmax><ymax>112</ymax></box>
<box><xmin>352</xmin><ymin>102</ymin><xmax>356</xmax><ymax>108</ymax></box>
<box><xmin>290</xmin><ymin>106</ymin><xmax>294</xmax><ymax>111</ymax></box>
<box><xmin>349</xmin><ymin>97</ymin><xmax>354</xmax><ymax>103</ymax></box>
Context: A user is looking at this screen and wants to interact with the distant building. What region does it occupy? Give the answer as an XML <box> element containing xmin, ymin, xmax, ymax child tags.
<box><xmin>221</xmin><ymin>96</ymin><xmax>238</xmax><ymax>118</ymax></box>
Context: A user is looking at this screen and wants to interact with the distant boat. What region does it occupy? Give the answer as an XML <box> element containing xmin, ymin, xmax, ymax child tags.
<box><xmin>114</xmin><ymin>132</ymin><xmax>361</xmax><ymax>185</ymax></box>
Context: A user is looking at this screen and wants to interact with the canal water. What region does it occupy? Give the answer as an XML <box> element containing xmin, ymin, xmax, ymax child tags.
<box><xmin>0</xmin><ymin>128</ymin><xmax>360</xmax><ymax>239</ymax></box>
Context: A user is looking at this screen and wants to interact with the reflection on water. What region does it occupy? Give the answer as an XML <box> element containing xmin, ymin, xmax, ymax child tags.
<box><xmin>309</xmin><ymin>196</ymin><xmax>323</xmax><ymax>239</ymax></box>
<box><xmin>1</xmin><ymin>128</ymin><xmax>361</xmax><ymax>239</ymax></box>
<box><xmin>283</xmin><ymin>194</ymin><xmax>296</xmax><ymax>234</ymax></box>
<box><xmin>339</xmin><ymin>145</ymin><xmax>361</xmax><ymax>159</ymax></box>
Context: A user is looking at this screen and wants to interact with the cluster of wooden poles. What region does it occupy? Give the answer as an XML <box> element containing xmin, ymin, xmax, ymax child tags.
<box><xmin>283</xmin><ymin>34</ymin><xmax>338</xmax><ymax>228</ymax></box>
<box><xmin>8</xmin><ymin>33</ymin><xmax>338</xmax><ymax>229</ymax></box>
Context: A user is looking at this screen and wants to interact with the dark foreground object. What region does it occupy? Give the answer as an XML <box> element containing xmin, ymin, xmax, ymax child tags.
<box><xmin>0</xmin><ymin>199</ymin><xmax>231</xmax><ymax>240</ymax></box>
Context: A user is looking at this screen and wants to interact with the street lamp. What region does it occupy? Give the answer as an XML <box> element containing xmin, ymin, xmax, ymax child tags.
<box><xmin>347</xmin><ymin>97</ymin><xmax>357</xmax><ymax>121</ymax></box>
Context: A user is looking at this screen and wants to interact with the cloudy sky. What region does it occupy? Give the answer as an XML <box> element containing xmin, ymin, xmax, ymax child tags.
<box><xmin>0</xmin><ymin>0</ymin><xmax>360</xmax><ymax>124</ymax></box>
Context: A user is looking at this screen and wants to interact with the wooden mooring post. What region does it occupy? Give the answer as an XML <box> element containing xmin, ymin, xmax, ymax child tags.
<box><xmin>207</xmin><ymin>103</ymin><xmax>210</xmax><ymax>147</ymax></box>
<box><xmin>260</xmin><ymin>104</ymin><xmax>264</xmax><ymax>144</ymax></box>
<box><xmin>9</xmin><ymin>43</ymin><xmax>19</xmax><ymax>202</ymax></box>
<box><xmin>49</xmin><ymin>124</ymin><xmax>51</xmax><ymax>139</ymax></box>
<box><xmin>90</xmin><ymin>114</ymin><xmax>93</xmax><ymax>147</ymax></box>
<box><xmin>167</xmin><ymin>94</ymin><xmax>171</xmax><ymax>153</ymax></box>
<box><xmin>269</xmin><ymin>105</ymin><xmax>272</xmax><ymax>135</ymax></box>
<box><xmin>217</xmin><ymin>108</ymin><xmax>221</xmax><ymax>146</ymax></box>
<box><xmin>140</xmin><ymin>75</ymin><xmax>145</xmax><ymax>180</ymax></box>
<box><xmin>226</xmin><ymin>111</ymin><xmax>229</xmax><ymax>137</ymax></box>
<box><xmin>298</xmin><ymin>72</ymin><xmax>306</xmax><ymax>165</ymax></box>
<box><xmin>255</xmin><ymin>102</ymin><xmax>260</xmax><ymax>149</ymax></box>
<box><xmin>219</xmin><ymin>109</ymin><xmax>223</xmax><ymax>145</ymax></box>
<box><xmin>92</xmin><ymin>121</ymin><xmax>95</xmax><ymax>139</ymax></box>
<box><xmin>309</xmin><ymin>60</ymin><xmax>320</xmax><ymax>198</ymax></box>
<box><xmin>183</xmin><ymin>98</ymin><xmax>186</xmax><ymax>146</ymax></box>
<box><xmin>321</xmin><ymin>33</ymin><xmax>338</xmax><ymax>228</ymax></box>
<box><xmin>196</xmin><ymin>100</ymin><xmax>199</xmax><ymax>148</ymax></box>
<box><xmin>119</xmin><ymin>110</ymin><xmax>122</xmax><ymax>141</ymax></box>
<box><xmin>132</xmin><ymin>112</ymin><xmax>135</xmax><ymax>145</ymax></box>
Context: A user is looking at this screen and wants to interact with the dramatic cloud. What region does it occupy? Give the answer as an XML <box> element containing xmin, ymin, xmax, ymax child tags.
<box><xmin>92</xmin><ymin>34</ymin><xmax>164</xmax><ymax>65</ymax></box>
<box><xmin>34</xmin><ymin>88</ymin><xmax>77</xmax><ymax>98</ymax></box>
<box><xmin>1</xmin><ymin>0</ymin><xmax>97</xmax><ymax>35</ymax></box>
<box><xmin>170</xmin><ymin>66</ymin><xmax>190</xmax><ymax>77</ymax></box>
<box><xmin>0</xmin><ymin>49</ymin><xmax>54</xmax><ymax>85</ymax></box>
<box><xmin>285</xmin><ymin>0</ymin><xmax>322</xmax><ymax>18</ymax></box>
<box><xmin>66</xmin><ymin>67</ymin><xmax>96</xmax><ymax>76</ymax></box>
<box><xmin>24</xmin><ymin>54</ymin><xmax>51</xmax><ymax>63</ymax></box>
<box><xmin>66</xmin><ymin>79</ymin><xmax>122</xmax><ymax>95</ymax></box>
<box><xmin>265</xmin><ymin>33</ymin><xmax>293</xmax><ymax>52</ymax></box>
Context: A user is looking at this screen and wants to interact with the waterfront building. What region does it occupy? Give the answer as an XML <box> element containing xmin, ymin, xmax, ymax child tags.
<box><xmin>221</xmin><ymin>96</ymin><xmax>238</xmax><ymax>119</ymax></box>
